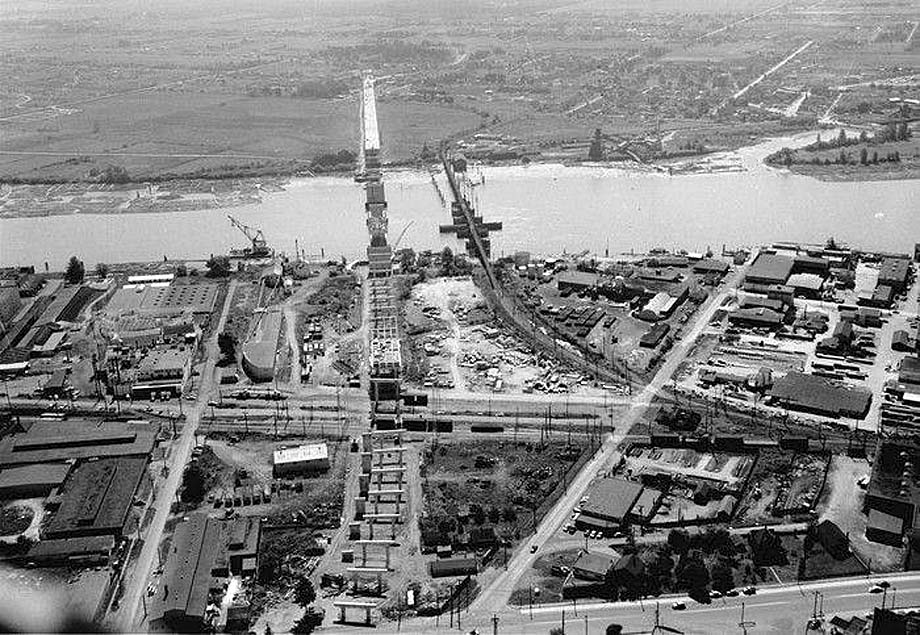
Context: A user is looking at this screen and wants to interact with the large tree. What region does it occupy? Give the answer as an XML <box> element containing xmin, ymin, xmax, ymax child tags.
<box><xmin>218</xmin><ymin>332</ymin><xmax>237</xmax><ymax>362</ymax></box>
<box><xmin>206</xmin><ymin>255</ymin><xmax>231</xmax><ymax>278</ymax></box>
<box><xmin>65</xmin><ymin>256</ymin><xmax>85</xmax><ymax>285</ymax></box>
<box><xmin>588</xmin><ymin>128</ymin><xmax>605</xmax><ymax>161</ymax></box>
<box><xmin>294</xmin><ymin>576</ymin><xmax>316</xmax><ymax>608</ymax></box>
<box><xmin>290</xmin><ymin>607</ymin><xmax>324</xmax><ymax>634</ymax></box>
<box><xmin>710</xmin><ymin>558</ymin><xmax>735</xmax><ymax>593</ymax></box>
<box><xmin>675</xmin><ymin>551</ymin><xmax>710</xmax><ymax>596</ymax></box>
<box><xmin>180</xmin><ymin>462</ymin><xmax>207</xmax><ymax>503</ymax></box>
<box><xmin>667</xmin><ymin>529</ymin><xmax>690</xmax><ymax>556</ymax></box>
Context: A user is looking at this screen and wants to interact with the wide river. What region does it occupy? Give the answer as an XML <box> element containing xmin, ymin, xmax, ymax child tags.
<box><xmin>1</xmin><ymin>131</ymin><xmax>918</xmax><ymax>268</ymax></box>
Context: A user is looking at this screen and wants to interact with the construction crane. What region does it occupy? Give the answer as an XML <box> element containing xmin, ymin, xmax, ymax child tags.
<box><xmin>228</xmin><ymin>215</ymin><xmax>271</xmax><ymax>258</ymax></box>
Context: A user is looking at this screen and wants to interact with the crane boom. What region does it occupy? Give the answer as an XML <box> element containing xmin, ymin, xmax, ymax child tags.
<box><xmin>228</xmin><ymin>215</ymin><xmax>270</xmax><ymax>257</ymax></box>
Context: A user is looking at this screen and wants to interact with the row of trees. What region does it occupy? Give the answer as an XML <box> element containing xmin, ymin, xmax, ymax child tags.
<box><xmin>808</xmin><ymin>124</ymin><xmax>912</xmax><ymax>153</ymax></box>
<box><xmin>62</xmin><ymin>254</ymin><xmax>231</xmax><ymax>285</ymax></box>
<box><xmin>64</xmin><ymin>256</ymin><xmax>110</xmax><ymax>284</ymax></box>
<box><xmin>601</xmin><ymin>529</ymin><xmax>756</xmax><ymax>603</ymax></box>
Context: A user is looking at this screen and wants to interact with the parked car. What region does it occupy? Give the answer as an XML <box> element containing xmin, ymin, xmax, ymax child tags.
<box><xmin>671</xmin><ymin>602</ymin><xmax>686</xmax><ymax>611</ymax></box>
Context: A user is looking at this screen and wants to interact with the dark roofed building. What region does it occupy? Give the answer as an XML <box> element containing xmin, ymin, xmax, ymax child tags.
<box><xmin>900</xmin><ymin>357</ymin><xmax>920</xmax><ymax>385</ymax></box>
<box><xmin>728</xmin><ymin>307</ymin><xmax>786</xmax><ymax>329</ymax></box>
<box><xmin>26</xmin><ymin>535</ymin><xmax>115</xmax><ymax>567</ymax></box>
<box><xmin>430</xmin><ymin>558</ymin><xmax>478</xmax><ymax>578</ymax></box>
<box><xmin>745</xmin><ymin>254</ymin><xmax>794</xmax><ymax>285</ymax></box>
<box><xmin>747</xmin><ymin>527</ymin><xmax>786</xmax><ymax>566</ymax></box>
<box><xmin>893</xmin><ymin>330</ymin><xmax>912</xmax><ymax>352</ymax></box>
<box><xmin>227</xmin><ymin>516</ymin><xmax>261</xmax><ymax>576</ymax></box>
<box><xmin>693</xmin><ymin>259</ymin><xmax>730</xmax><ymax>276</ymax></box>
<box><xmin>43</xmin><ymin>456</ymin><xmax>147</xmax><ymax>539</ymax></box>
<box><xmin>0</xmin><ymin>462</ymin><xmax>71</xmax><ymax>499</ymax></box>
<box><xmin>871</xmin><ymin>284</ymin><xmax>895</xmax><ymax>308</ymax></box>
<box><xmin>769</xmin><ymin>372</ymin><xmax>872</xmax><ymax>419</ymax></box>
<box><xmin>793</xmin><ymin>255</ymin><xmax>830</xmax><ymax>275</ymax></box>
<box><xmin>0</xmin><ymin>420</ymin><xmax>157</xmax><ymax>468</ymax></box>
<box><xmin>878</xmin><ymin>257</ymin><xmax>911</xmax><ymax>292</ymax></box>
<box><xmin>865</xmin><ymin>440</ymin><xmax>920</xmax><ymax>546</ymax></box>
<box><xmin>576</xmin><ymin>478</ymin><xmax>644</xmax><ymax>534</ymax></box>
<box><xmin>611</xmin><ymin>553</ymin><xmax>646</xmax><ymax>589</ymax></box>
<box><xmin>786</xmin><ymin>273</ymin><xmax>824</xmax><ymax>299</ymax></box>
<box><xmin>150</xmin><ymin>513</ymin><xmax>225</xmax><ymax>633</ymax></box>
<box><xmin>557</xmin><ymin>271</ymin><xmax>599</xmax><ymax>294</ymax></box>
<box><xmin>814</xmin><ymin>519</ymin><xmax>850</xmax><ymax>560</ymax></box>
<box><xmin>571</xmin><ymin>550</ymin><xmax>614</xmax><ymax>581</ymax></box>
<box><xmin>870</xmin><ymin>607</ymin><xmax>920</xmax><ymax>635</ymax></box>
<box><xmin>741</xmin><ymin>296</ymin><xmax>788</xmax><ymax>313</ymax></box>
<box><xmin>639</xmin><ymin>323</ymin><xmax>670</xmax><ymax>348</ymax></box>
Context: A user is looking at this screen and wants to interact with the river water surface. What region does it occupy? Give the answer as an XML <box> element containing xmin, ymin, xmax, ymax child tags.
<box><xmin>1</xmin><ymin>131</ymin><xmax>918</xmax><ymax>268</ymax></box>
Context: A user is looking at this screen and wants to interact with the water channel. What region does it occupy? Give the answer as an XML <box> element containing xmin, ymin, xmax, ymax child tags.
<box><xmin>1</xmin><ymin>131</ymin><xmax>918</xmax><ymax>268</ymax></box>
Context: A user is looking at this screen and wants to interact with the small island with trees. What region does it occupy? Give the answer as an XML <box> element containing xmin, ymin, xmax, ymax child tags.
<box><xmin>766</xmin><ymin>124</ymin><xmax>918</xmax><ymax>181</ymax></box>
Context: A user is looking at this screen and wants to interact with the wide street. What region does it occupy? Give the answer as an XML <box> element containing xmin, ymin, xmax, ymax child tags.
<box><xmin>380</xmin><ymin>572</ymin><xmax>920</xmax><ymax>634</ymax></box>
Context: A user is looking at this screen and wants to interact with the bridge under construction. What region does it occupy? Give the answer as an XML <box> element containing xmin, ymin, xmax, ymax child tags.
<box><xmin>337</xmin><ymin>75</ymin><xmax>415</xmax><ymax>624</ymax></box>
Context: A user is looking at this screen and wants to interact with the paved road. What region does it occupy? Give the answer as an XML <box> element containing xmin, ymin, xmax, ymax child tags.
<box><xmin>111</xmin><ymin>280</ymin><xmax>236</xmax><ymax>631</ymax></box>
<box><xmin>387</xmin><ymin>572</ymin><xmax>920</xmax><ymax>634</ymax></box>
<box><xmin>468</xmin><ymin>254</ymin><xmax>757</xmax><ymax>617</ymax></box>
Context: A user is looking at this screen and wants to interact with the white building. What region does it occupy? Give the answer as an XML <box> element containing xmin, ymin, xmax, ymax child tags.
<box><xmin>272</xmin><ymin>443</ymin><xmax>330</xmax><ymax>477</ymax></box>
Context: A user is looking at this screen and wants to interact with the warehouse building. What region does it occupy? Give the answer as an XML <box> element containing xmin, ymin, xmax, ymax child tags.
<box><xmin>745</xmin><ymin>253</ymin><xmax>794</xmax><ymax>286</ymax></box>
<box><xmin>899</xmin><ymin>357</ymin><xmax>920</xmax><ymax>386</ymax></box>
<box><xmin>575</xmin><ymin>477</ymin><xmax>644</xmax><ymax>534</ymax></box>
<box><xmin>0</xmin><ymin>420</ymin><xmax>157</xmax><ymax>468</ymax></box>
<box><xmin>728</xmin><ymin>307</ymin><xmax>786</xmax><ymax>330</ymax></box>
<box><xmin>43</xmin><ymin>456</ymin><xmax>147</xmax><ymax>539</ymax></box>
<box><xmin>638</xmin><ymin>290</ymin><xmax>685</xmax><ymax>321</ymax></box>
<box><xmin>792</xmin><ymin>255</ymin><xmax>830</xmax><ymax>276</ymax></box>
<box><xmin>768</xmin><ymin>372</ymin><xmax>872</xmax><ymax>419</ymax></box>
<box><xmin>639</xmin><ymin>323</ymin><xmax>670</xmax><ymax>348</ymax></box>
<box><xmin>692</xmin><ymin>259</ymin><xmax>730</xmax><ymax>277</ymax></box>
<box><xmin>865</xmin><ymin>440</ymin><xmax>920</xmax><ymax>546</ymax></box>
<box><xmin>132</xmin><ymin>347</ymin><xmax>192</xmax><ymax>398</ymax></box>
<box><xmin>893</xmin><ymin>330</ymin><xmax>913</xmax><ymax>352</ymax></box>
<box><xmin>272</xmin><ymin>442</ymin><xmax>330</xmax><ymax>477</ymax></box>
<box><xmin>430</xmin><ymin>557</ymin><xmax>478</xmax><ymax>578</ymax></box>
<box><xmin>150</xmin><ymin>513</ymin><xmax>225</xmax><ymax>632</ymax></box>
<box><xmin>786</xmin><ymin>273</ymin><xmax>824</xmax><ymax>299</ymax></box>
<box><xmin>878</xmin><ymin>257</ymin><xmax>911</xmax><ymax>292</ymax></box>
<box><xmin>0</xmin><ymin>462</ymin><xmax>71</xmax><ymax>499</ymax></box>
<box><xmin>557</xmin><ymin>271</ymin><xmax>599</xmax><ymax>295</ymax></box>
<box><xmin>26</xmin><ymin>535</ymin><xmax>115</xmax><ymax>568</ymax></box>
<box><xmin>571</xmin><ymin>550</ymin><xmax>614</xmax><ymax>581</ymax></box>
<box><xmin>150</xmin><ymin>514</ymin><xmax>261</xmax><ymax>632</ymax></box>
<box><xmin>241</xmin><ymin>309</ymin><xmax>283</xmax><ymax>382</ymax></box>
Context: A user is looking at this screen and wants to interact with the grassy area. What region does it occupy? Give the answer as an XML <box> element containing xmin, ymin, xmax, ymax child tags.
<box><xmin>420</xmin><ymin>439</ymin><xmax>589</xmax><ymax>549</ymax></box>
<box><xmin>0</xmin><ymin>91</ymin><xmax>482</xmax><ymax>182</ymax></box>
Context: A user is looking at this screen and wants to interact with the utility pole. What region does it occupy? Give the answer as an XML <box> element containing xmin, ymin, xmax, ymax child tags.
<box><xmin>491</xmin><ymin>613</ymin><xmax>499</xmax><ymax>635</ymax></box>
<box><xmin>738</xmin><ymin>601</ymin><xmax>756</xmax><ymax>634</ymax></box>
